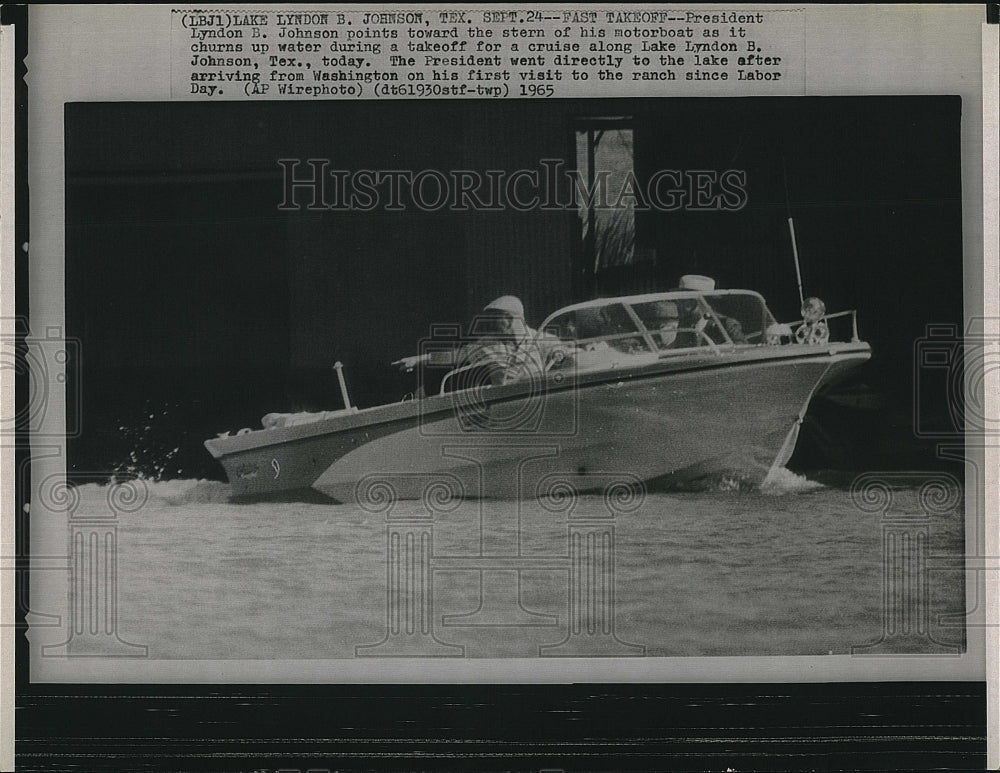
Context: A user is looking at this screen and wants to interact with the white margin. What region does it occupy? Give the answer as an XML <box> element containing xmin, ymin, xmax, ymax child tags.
<box><xmin>0</xmin><ymin>16</ymin><xmax>18</xmax><ymax>773</ymax></box>
<box><xmin>981</xmin><ymin>20</ymin><xmax>999</xmax><ymax>771</ymax></box>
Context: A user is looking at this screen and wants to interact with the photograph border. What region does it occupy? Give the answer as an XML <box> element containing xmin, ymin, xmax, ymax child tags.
<box><xmin>3</xmin><ymin>4</ymin><xmax>997</xmax><ymax>770</ymax></box>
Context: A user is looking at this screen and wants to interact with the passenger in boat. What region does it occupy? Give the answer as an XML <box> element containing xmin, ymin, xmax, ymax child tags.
<box><xmin>637</xmin><ymin>300</ymin><xmax>682</xmax><ymax>350</ymax></box>
<box><xmin>714</xmin><ymin>314</ymin><xmax>748</xmax><ymax>344</ymax></box>
<box><xmin>676</xmin><ymin>301</ymin><xmax>747</xmax><ymax>346</ymax></box>
<box><xmin>457</xmin><ymin>299</ymin><xmax>521</xmax><ymax>385</ymax></box>
<box><xmin>394</xmin><ymin>296</ymin><xmax>567</xmax><ymax>392</ymax></box>
<box><xmin>457</xmin><ymin>295</ymin><xmax>563</xmax><ymax>385</ymax></box>
<box><xmin>572</xmin><ymin>305</ymin><xmax>647</xmax><ymax>355</ymax></box>
<box><xmin>390</xmin><ymin>296</ymin><xmax>526</xmax><ymax>380</ymax></box>
<box><xmin>664</xmin><ymin>298</ymin><xmax>706</xmax><ymax>347</ymax></box>
<box><xmin>671</xmin><ymin>276</ymin><xmax>747</xmax><ymax>346</ymax></box>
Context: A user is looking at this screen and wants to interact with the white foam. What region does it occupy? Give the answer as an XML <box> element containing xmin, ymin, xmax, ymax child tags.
<box><xmin>759</xmin><ymin>466</ymin><xmax>826</xmax><ymax>495</ymax></box>
<box><xmin>68</xmin><ymin>478</ymin><xmax>233</xmax><ymax>510</ymax></box>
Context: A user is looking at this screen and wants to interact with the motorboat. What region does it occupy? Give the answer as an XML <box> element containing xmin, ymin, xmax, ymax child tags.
<box><xmin>204</xmin><ymin>283</ymin><xmax>871</xmax><ymax>503</ymax></box>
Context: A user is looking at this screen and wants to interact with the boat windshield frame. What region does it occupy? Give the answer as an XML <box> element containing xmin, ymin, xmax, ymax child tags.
<box><xmin>538</xmin><ymin>289</ymin><xmax>778</xmax><ymax>357</ymax></box>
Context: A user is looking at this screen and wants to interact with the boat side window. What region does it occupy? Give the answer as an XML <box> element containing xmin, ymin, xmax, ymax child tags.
<box><xmin>545</xmin><ymin>305</ymin><xmax>651</xmax><ymax>355</ymax></box>
<box><xmin>700</xmin><ymin>293</ymin><xmax>774</xmax><ymax>344</ymax></box>
<box><xmin>631</xmin><ymin>299</ymin><xmax>703</xmax><ymax>350</ymax></box>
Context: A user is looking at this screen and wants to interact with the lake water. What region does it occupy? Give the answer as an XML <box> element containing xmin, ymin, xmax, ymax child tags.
<box><xmin>62</xmin><ymin>471</ymin><xmax>966</xmax><ymax>660</ymax></box>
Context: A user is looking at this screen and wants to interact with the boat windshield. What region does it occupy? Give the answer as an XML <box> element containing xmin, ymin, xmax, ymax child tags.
<box><xmin>542</xmin><ymin>291</ymin><xmax>776</xmax><ymax>356</ymax></box>
<box><xmin>544</xmin><ymin>302</ymin><xmax>650</xmax><ymax>355</ymax></box>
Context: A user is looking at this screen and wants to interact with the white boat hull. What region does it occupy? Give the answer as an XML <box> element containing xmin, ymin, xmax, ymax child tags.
<box><xmin>205</xmin><ymin>343</ymin><xmax>871</xmax><ymax>503</ymax></box>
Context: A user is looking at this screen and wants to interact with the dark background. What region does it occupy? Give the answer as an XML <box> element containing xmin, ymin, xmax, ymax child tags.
<box><xmin>65</xmin><ymin>96</ymin><xmax>963</xmax><ymax>480</ymax></box>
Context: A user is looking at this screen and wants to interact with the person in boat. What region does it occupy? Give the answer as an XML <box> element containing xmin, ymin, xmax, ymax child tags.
<box><xmin>672</xmin><ymin>275</ymin><xmax>747</xmax><ymax>346</ymax></box>
<box><xmin>456</xmin><ymin>295</ymin><xmax>566</xmax><ymax>386</ymax></box>
<box><xmin>637</xmin><ymin>299</ymin><xmax>682</xmax><ymax>350</ymax></box>
<box><xmin>393</xmin><ymin>295</ymin><xmax>564</xmax><ymax>391</ymax></box>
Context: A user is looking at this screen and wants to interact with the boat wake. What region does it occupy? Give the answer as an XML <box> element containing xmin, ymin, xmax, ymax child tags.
<box><xmin>652</xmin><ymin>466</ymin><xmax>824</xmax><ymax>495</ymax></box>
<box><xmin>70</xmin><ymin>478</ymin><xmax>234</xmax><ymax>509</ymax></box>
<box><xmin>759</xmin><ymin>466</ymin><xmax>827</xmax><ymax>495</ymax></box>
<box><xmin>68</xmin><ymin>470</ymin><xmax>821</xmax><ymax>510</ymax></box>
<box><xmin>142</xmin><ymin>479</ymin><xmax>234</xmax><ymax>506</ymax></box>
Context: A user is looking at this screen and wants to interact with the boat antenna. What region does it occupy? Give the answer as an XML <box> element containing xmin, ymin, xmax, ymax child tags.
<box><xmin>782</xmin><ymin>158</ymin><xmax>805</xmax><ymax>307</ymax></box>
<box><xmin>333</xmin><ymin>361</ymin><xmax>352</xmax><ymax>410</ymax></box>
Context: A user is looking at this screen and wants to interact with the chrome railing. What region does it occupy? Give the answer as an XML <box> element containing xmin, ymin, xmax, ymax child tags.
<box><xmin>782</xmin><ymin>309</ymin><xmax>860</xmax><ymax>343</ymax></box>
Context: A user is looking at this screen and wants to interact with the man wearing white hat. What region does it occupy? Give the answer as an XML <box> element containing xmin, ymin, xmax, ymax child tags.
<box><xmin>672</xmin><ymin>275</ymin><xmax>747</xmax><ymax>345</ymax></box>
<box><xmin>677</xmin><ymin>274</ymin><xmax>716</xmax><ymax>292</ymax></box>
